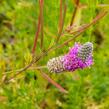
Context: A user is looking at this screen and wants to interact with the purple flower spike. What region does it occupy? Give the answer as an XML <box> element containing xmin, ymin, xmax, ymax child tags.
<box><xmin>47</xmin><ymin>42</ymin><xmax>93</xmax><ymax>73</ymax></box>
<box><xmin>63</xmin><ymin>42</ymin><xmax>93</xmax><ymax>71</ymax></box>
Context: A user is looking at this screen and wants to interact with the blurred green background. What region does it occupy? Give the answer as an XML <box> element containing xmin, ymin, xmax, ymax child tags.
<box><xmin>0</xmin><ymin>0</ymin><xmax>109</xmax><ymax>109</ymax></box>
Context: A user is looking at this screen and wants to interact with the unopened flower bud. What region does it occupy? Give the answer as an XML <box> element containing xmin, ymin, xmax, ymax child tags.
<box><xmin>78</xmin><ymin>42</ymin><xmax>93</xmax><ymax>61</ymax></box>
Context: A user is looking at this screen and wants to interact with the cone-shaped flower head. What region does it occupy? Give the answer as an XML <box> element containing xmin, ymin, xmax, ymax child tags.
<box><xmin>47</xmin><ymin>42</ymin><xmax>93</xmax><ymax>73</ymax></box>
<box><xmin>47</xmin><ymin>56</ymin><xmax>66</xmax><ymax>73</ymax></box>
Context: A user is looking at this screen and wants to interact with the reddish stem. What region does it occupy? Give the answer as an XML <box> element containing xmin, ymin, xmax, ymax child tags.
<box><xmin>58</xmin><ymin>0</ymin><xmax>63</xmax><ymax>32</ymax></box>
<box><xmin>32</xmin><ymin>0</ymin><xmax>44</xmax><ymax>54</ymax></box>
<box><xmin>70</xmin><ymin>0</ymin><xmax>80</xmax><ymax>26</ymax></box>
<box><xmin>40</xmin><ymin>0</ymin><xmax>44</xmax><ymax>49</ymax></box>
<box><xmin>70</xmin><ymin>11</ymin><xmax>108</xmax><ymax>34</ymax></box>
<box><xmin>57</xmin><ymin>1</ymin><xmax>67</xmax><ymax>43</ymax></box>
<box><xmin>40</xmin><ymin>71</ymin><xmax>68</xmax><ymax>94</ymax></box>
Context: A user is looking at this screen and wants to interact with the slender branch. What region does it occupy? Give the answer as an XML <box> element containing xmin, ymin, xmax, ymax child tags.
<box><xmin>32</xmin><ymin>0</ymin><xmax>41</xmax><ymax>54</ymax></box>
<box><xmin>3</xmin><ymin>66</ymin><xmax>47</xmax><ymax>75</ymax></box>
<box><xmin>70</xmin><ymin>0</ymin><xmax>80</xmax><ymax>26</ymax></box>
<box><xmin>70</xmin><ymin>11</ymin><xmax>108</xmax><ymax>34</ymax></box>
<box><xmin>63</xmin><ymin>11</ymin><xmax>108</xmax><ymax>35</ymax></box>
<box><xmin>40</xmin><ymin>0</ymin><xmax>44</xmax><ymax>49</ymax></box>
<box><xmin>56</xmin><ymin>1</ymin><xmax>67</xmax><ymax>43</ymax></box>
<box><xmin>58</xmin><ymin>0</ymin><xmax>63</xmax><ymax>33</ymax></box>
<box><xmin>81</xmin><ymin>4</ymin><xmax>109</xmax><ymax>9</ymax></box>
<box><xmin>40</xmin><ymin>70</ymin><xmax>68</xmax><ymax>93</ymax></box>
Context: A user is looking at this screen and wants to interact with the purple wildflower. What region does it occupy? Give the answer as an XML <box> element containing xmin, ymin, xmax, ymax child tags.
<box><xmin>63</xmin><ymin>42</ymin><xmax>93</xmax><ymax>71</ymax></box>
<box><xmin>47</xmin><ymin>42</ymin><xmax>93</xmax><ymax>73</ymax></box>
